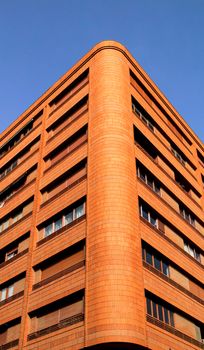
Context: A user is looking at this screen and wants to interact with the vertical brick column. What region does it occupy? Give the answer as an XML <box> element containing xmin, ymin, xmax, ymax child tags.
<box><xmin>86</xmin><ymin>42</ymin><xmax>147</xmax><ymax>348</ymax></box>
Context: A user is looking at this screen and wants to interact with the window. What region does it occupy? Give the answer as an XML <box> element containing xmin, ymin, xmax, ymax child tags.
<box><xmin>0</xmin><ymin>138</ymin><xmax>40</xmax><ymax>180</ymax></box>
<box><xmin>142</xmin><ymin>245</ymin><xmax>169</xmax><ymax>276</ymax></box>
<box><xmin>132</xmin><ymin>99</ymin><xmax>154</xmax><ymax>132</ymax></box>
<box><xmin>134</xmin><ymin>127</ymin><xmax>158</xmax><ymax>160</ymax></box>
<box><xmin>6</xmin><ymin>248</ymin><xmax>18</xmax><ymax>261</ymax></box>
<box><xmin>44</xmin><ymin>202</ymin><xmax>85</xmax><ymax>238</ymax></box>
<box><xmin>146</xmin><ymin>296</ymin><xmax>174</xmax><ymax>327</ymax></box>
<box><xmin>171</xmin><ymin>148</ymin><xmax>185</xmax><ymax>166</ymax></box>
<box><xmin>0</xmin><ymin>121</ymin><xmax>34</xmax><ymax>158</ymax></box>
<box><xmin>49</xmin><ymin>69</ymin><xmax>89</xmax><ymax>111</ymax></box>
<box><xmin>45</xmin><ymin>126</ymin><xmax>88</xmax><ymax>169</ymax></box>
<box><xmin>13</xmin><ymin>210</ymin><xmax>23</xmax><ymax>223</ymax></box>
<box><xmin>174</xmin><ymin>171</ymin><xmax>190</xmax><ymax>193</ymax></box>
<box><xmin>0</xmin><ymin>175</ymin><xmax>28</xmax><ymax>205</ymax></box>
<box><xmin>0</xmin><ymin>159</ymin><xmax>18</xmax><ymax>180</ymax></box>
<box><xmin>197</xmin><ymin>150</ymin><xmax>204</xmax><ymax>167</ymax></box>
<box><xmin>0</xmin><ymin>201</ymin><xmax>32</xmax><ymax>234</ymax></box>
<box><xmin>0</xmin><ymin>285</ymin><xmax>14</xmax><ymax>301</ymax></box>
<box><xmin>0</xmin><ymin>219</ymin><xmax>9</xmax><ymax>233</ymax></box>
<box><xmin>137</xmin><ymin>163</ymin><xmax>160</xmax><ymax>195</ymax></box>
<box><xmin>140</xmin><ymin>203</ymin><xmax>158</xmax><ymax>228</ymax></box>
<box><xmin>184</xmin><ymin>242</ymin><xmax>201</xmax><ymax>262</ymax></box>
<box><xmin>179</xmin><ymin>206</ymin><xmax>195</xmax><ymax>227</ymax></box>
<box><xmin>29</xmin><ymin>292</ymin><xmax>84</xmax><ymax>339</ymax></box>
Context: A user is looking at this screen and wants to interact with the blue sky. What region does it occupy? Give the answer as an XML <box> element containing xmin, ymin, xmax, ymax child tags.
<box><xmin>0</xmin><ymin>0</ymin><xmax>203</xmax><ymax>141</ymax></box>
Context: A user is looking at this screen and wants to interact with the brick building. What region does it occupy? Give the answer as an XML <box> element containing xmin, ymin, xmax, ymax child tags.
<box><xmin>0</xmin><ymin>41</ymin><xmax>203</xmax><ymax>350</ymax></box>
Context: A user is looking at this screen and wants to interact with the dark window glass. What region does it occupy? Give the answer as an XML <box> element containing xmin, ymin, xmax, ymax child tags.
<box><xmin>139</xmin><ymin>168</ymin><xmax>146</xmax><ymax>182</ymax></box>
<box><xmin>154</xmin><ymin>183</ymin><xmax>160</xmax><ymax>194</ymax></box>
<box><xmin>54</xmin><ymin>218</ymin><xmax>62</xmax><ymax>232</ymax></box>
<box><xmin>141</xmin><ymin>206</ymin><xmax>148</xmax><ymax>221</ymax></box>
<box><xmin>162</xmin><ymin>262</ymin><xmax>169</xmax><ymax>276</ymax></box>
<box><xmin>146</xmin><ymin>298</ymin><xmax>152</xmax><ymax>316</ymax></box>
<box><xmin>195</xmin><ymin>251</ymin><xmax>201</xmax><ymax>262</ymax></box>
<box><xmin>150</xmin><ymin>214</ymin><xmax>157</xmax><ymax>227</ymax></box>
<box><xmin>154</xmin><ymin>256</ymin><xmax>161</xmax><ymax>271</ymax></box>
<box><xmin>147</xmin><ymin>176</ymin><xmax>153</xmax><ymax>188</ymax></box>
<box><xmin>142</xmin><ymin>247</ymin><xmax>145</xmax><ymax>260</ymax></box>
<box><xmin>153</xmin><ymin>302</ymin><xmax>157</xmax><ymax>318</ymax></box>
<box><xmin>164</xmin><ymin>308</ymin><xmax>169</xmax><ymax>324</ymax></box>
<box><xmin>45</xmin><ymin>223</ymin><xmax>53</xmax><ymax>237</ymax></box>
<box><xmin>170</xmin><ymin>311</ymin><xmax>174</xmax><ymax>327</ymax></box>
<box><xmin>158</xmin><ymin>304</ymin><xmax>163</xmax><ymax>321</ymax></box>
<box><xmin>146</xmin><ymin>251</ymin><xmax>153</xmax><ymax>265</ymax></box>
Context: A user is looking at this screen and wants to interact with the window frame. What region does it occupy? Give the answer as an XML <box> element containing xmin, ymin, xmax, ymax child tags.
<box><xmin>44</xmin><ymin>202</ymin><xmax>85</xmax><ymax>238</ymax></box>
<box><xmin>184</xmin><ymin>242</ymin><xmax>201</xmax><ymax>262</ymax></box>
<box><xmin>132</xmin><ymin>102</ymin><xmax>154</xmax><ymax>132</ymax></box>
<box><xmin>0</xmin><ymin>284</ymin><xmax>14</xmax><ymax>301</ymax></box>
<box><xmin>140</xmin><ymin>204</ymin><xmax>158</xmax><ymax>229</ymax></box>
<box><xmin>142</xmin><ymin>246</ymin><xmax>169</xmax><ymax>276</ymax></box>
<box><xmin>137</xmin><ymin>166</ymin><xmax>160</xmax><ymax>195</ymax></box>
<box><xmin>146</xmin><ymin>297</ymin><xmax>174</xmax><ymax>327</ymax></box>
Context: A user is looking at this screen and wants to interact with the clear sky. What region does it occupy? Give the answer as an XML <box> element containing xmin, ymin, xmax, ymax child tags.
<box><xmin>0</xmin><ymin>0</ymin><xmax>203</xmax><ymax>141</ymax></box>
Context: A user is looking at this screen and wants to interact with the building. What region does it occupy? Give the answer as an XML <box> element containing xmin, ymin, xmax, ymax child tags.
<box><xmin>0</xmin><ymin>41</ymin><xmax>203</xmax><ymax>350</ymax></box>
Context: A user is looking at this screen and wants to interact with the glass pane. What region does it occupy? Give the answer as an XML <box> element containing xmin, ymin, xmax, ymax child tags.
<box><xmin>150</xmin><ymin>215</ymin><xmax>157</xmax><ymax>227</ymax></box>
<box><xmin>141</xmin><ymin>206</ymin><xmax>148</xmax><ymax>220</ymax></box>
<box><xmin>142</xmin><ymin>247</ymin><xmax>145</xmax><ymax>260</ymax></box>
<box><xmin>139</xmin><ymin>168</ymin><xmax>146</xmax><ymax>182</ymax></box>
<box><xmin>184</xmin><ymin>243</ymin><xmax>189</xmax><ymax>252</ymax></box>
<box><xmin>75</xmin><ymin>204</ymin><xmax>84</xmax><ymax>219</ymax></box>
<box><xmin>147</xmin><ymin>176</ymin><xmax>153</xmax><ymax>188</ymax></box>
<box><xmin>154</xmin><ymin>183</ymin><xmax>160</xmax><ymax>194</ymax></box>
<box><xmin>162</xmin><ymin>262</ymin><xmax>169</xmax><ymax>276</ymax></box>
<box><xmin>195</xmin><ymin>252</ymin><xmax>201</xmax><ymax>262</ymax></box>
<box><xmin>158</xmin><ymin>304</ymin><xmax>163</xmax><ymax>321</ymax></box>
<box><xmin>45</xmin><ymin>223</ymin><xmax>53</xmax><ymax>237</ymax></box>
<box><xmin>8</xmin><ymin>285</ymin><xmax>14</xmax><ymax>298</ymax></box>
<box><xmin>154</xmin><ymin>256</ymin><xmax>161</xmax><ymax>271</ymax></box>
<box><xmin>4</xmin><ymin>220</ymin><xmax>9</xmax><ymax>229</ymax></box>
<box><xmin>146</xmin><ymin>251</ymin><xmax>153</xmax><ymax>265</ymax></box>
<box><xmin>54</xmin><ymin>218</ymin><xmax>62</xmax><ymax>232</ymax></box>
<box><xmin>146</xmin><ymin>298</ymin><xmax>152</xmax><ymax>315</ymax></box>
<box><xmin>153</xmin><ymin>302</ymin><xmax>157</xmax><ymax>318</ymax></box>
<box><xmin>170</xmin><ymin>311</ymin><xmax>174</xmax><ymax>326</ymax></box>
<box><xmin>164</xmin><ymin>307</ymin><xmax>169</xmax><ymax>324</ymax></box>
<box><xmin>190</xmin><ymin>217</ymin><xmax>195</xmax><ymax>226</ymax></box>
<box><xmin>65</xmin><ymin>211</ymin><xmax>73</xmax><ymax>225</ymax></box>
<box><xmin>1</xmin><ymin>288</ymin><xmax>6</xmax><ymax>301</ymax></box>
<box><xmin>189</xmin><ymin>246</ymin><xmax>194</xmax><ymax>257</ymax></box>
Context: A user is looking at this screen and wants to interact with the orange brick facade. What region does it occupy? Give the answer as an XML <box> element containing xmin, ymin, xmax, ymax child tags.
<box><xmin>0</xmin><ymin>41</ymin><xmax>203</xmax><ymax>350</ymax></box>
